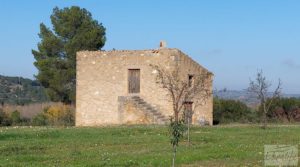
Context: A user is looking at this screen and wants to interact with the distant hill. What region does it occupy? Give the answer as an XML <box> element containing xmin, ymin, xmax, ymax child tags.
<box><xmin>214</xmin><ymin>89</ymin><xmax>300</xmax><ymax>107</ymax></box>
<box><xmin>0</xmin><ymin>75</ymin><xmax>49</xmax><ymax>105</ymax></box>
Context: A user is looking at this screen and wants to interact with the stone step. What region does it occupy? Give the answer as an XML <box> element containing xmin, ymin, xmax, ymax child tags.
<box><xmin>148</xmin><ymin>110</ymin><xmax>158</xmax><ymax>114</ymax></box>
<box><xmin>144</xmin><ymin>107</ymin><xmax>153</xmax><ymax>111</ymax></box>
<box><xmin>131</xmin><ymin>96</ymin><xmax>142</xmax><ymax>100</ymax></box>
<box><xmin>129</xmin><ymin>96</ymin><xmax>168</xmax><ymax>123</ymax></box>
<box><xmin>153</xmin><ymin>114</ymin><xmax>162</xmax><ymax>117</ymax></box>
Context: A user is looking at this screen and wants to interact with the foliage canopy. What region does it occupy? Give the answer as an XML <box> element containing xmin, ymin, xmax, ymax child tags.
<box><xmin>213</xmin><ymin>98</ymin><xmax>255</xmax><ymax>124</ymax></box>
<box><xmin>32</xmin><ymin>6</ymin><xmax>106</xmax><ymax>103</ymax></box>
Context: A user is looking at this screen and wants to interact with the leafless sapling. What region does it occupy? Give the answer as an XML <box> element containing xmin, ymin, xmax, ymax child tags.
<box><xmin>151</xmin><ymin>64</ymin><xmax>212</xmax><ymax>166</ymax></box>
<box><xmin>248</xmin><ymin>70</ymin><xmax>282</xmax><ymax>129</ymax></box>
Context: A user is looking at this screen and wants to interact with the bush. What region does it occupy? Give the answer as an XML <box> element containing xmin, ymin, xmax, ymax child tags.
<box><xmin>19</xmin><ymin>117</ymin><xmax>31</xmax><ymax>126</ymax></box>
<box><xmin>266</xmin><ymin>97</ymin><xmax>300</xmax><ymax>122</ymax></box>
<box><xmin>31</xmin><ymin>104</ymin><xmax>75</xmax><ymax>126</ymax></box>
<box><xmin>45</xmin><ymin>105</ymin><xmax>74</xmax><ymax>126</ymax></box>
<box><xmin>10</xmin><ymin>110</ymin><xmax>21</xmax><ymax>125</ymax></box>
<box><xmin>213</xmin><ymin>98</ymin><xmax>256</xmax><ymax>124</ymax></box>
<box><xmin>32</xmin><ymin>113</ymin><xmax>48</xmax><ymax>126</ymax></box>
<box><xmin>0</xmin><ymin>109</ymin><xmax>12</xmax><ymax>126</ymax></box>
<box><xmin>213</xmin><ymin>97</ymin><xmax>300</xmax><ymax>124</ymax></box>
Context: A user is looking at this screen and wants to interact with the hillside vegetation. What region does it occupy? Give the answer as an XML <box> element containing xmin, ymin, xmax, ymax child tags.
<box><xmin>213</xmin><ymin>97</ymin><xmax>300</xmax><ymax>124</ymax></box>
<box><xmin>214</xmin><ymin>90</ymin><xmax>300</xmax><ymax>107</ymax></box>
<box><xmin>0</xmin><ymin>75</ymin><xmax>48</xmax><ymax>105</ymax></box>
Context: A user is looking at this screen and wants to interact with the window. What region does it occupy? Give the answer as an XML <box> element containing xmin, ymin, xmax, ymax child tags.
<box><xmin>188</xmin><ymin>75</ymin><xmax>194</xmax><ymax>87</ymax></box>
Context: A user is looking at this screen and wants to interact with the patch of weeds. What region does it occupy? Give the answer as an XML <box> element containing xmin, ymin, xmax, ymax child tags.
<box><xmin>100</xmin><ymin>152</ymin><xmax>111</xmax><ymax>166</ymax></box>
<box><xmin>28</xmin><ymin>145</ymin><xmax>46</xmax><ymax>154</ymax></box>
<box><xmin>35</xmin><ymin>129</ymin><xmax>61</xmax><ymax>139</ymax></box>
<box><xmin>0</xmin><ymin>145</ymin><xmax>26</xmax><ymax>155</ymax></box>
<box><xmin>124</xmin><ymin>159</ymin><xmax>139</xmax><ymax>167</ymax></box>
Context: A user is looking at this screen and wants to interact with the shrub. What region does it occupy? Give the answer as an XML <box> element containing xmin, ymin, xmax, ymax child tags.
<box><xmin>19</xmin><ymin>117</ymin><xmax>31</xmax><ymax>126</ymax></box>
<box><xmin>266</xmin><ymin>97</ymin><xmax>300</xmax><ymax>122</ymax></box>
<box><xmin>10</xmin><ymin>110</ymin><xmax>21</xmax><ymax>125</ymax></box>
<box><xmin>213</xmin><ymin>98</ymin><xmax>255</xmax><ymax>124</ymax></box>
<box><xmin>31</xmin><ymin>104</ymin><xmax>75</xmax><ymax>126</ymax></box>
<box><xmin>45</xmin><ymin>105</ymin><xmax>74</xmax><ymax>126</ymax></box>
<box><xmin>32</xmin><ymin>113</ymin><xmax>48</xmax><ymax>126</ymax></box>
<box><xmin>0</xmin><ymin>109</ymin><xmax>12</xmax><ymax>126</ymax></box>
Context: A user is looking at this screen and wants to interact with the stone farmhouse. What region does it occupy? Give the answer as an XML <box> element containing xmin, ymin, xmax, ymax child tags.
<box><xmin>76</xmin><ymin>42</ymin><xmax>213</xmax><ymax>126</ymax></box>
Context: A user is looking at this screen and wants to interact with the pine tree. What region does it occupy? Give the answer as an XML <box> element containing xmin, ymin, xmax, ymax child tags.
<box><xmin>32</xmin><ymin>6</ymin><xmax>106</xmax><ymax>103</ymax></box>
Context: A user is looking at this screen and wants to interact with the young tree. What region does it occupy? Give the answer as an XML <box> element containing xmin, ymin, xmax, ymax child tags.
<box><xmin>32</xmin><ymin>6</ymin><xmax>106</xmax><ymax>104</ymax></box>
<box><xmin>247</xmin><ymin>70</ymin><xmax>282</xmax><ymax>129</ymax></box>
<box><xmin>151</xmin><ymin>64</ymin><xmax>212</xmax><ymax>166</ymax></box>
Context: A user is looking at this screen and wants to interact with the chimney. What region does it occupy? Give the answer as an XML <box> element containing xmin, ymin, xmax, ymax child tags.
<box><xmin>159</xmin><ymin>40</ymin><xmax>167</xmax><ymax>48</ymax></box>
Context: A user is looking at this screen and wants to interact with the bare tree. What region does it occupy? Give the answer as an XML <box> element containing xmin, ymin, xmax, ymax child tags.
<box><xmin>248</xmin><ymin>70</ymin><xmax>282</xmax><ymax>129</ymax></box>
<box><xmin>151</xmin><ymin>64</ymin><xmax>212</xmax><ymax>123</ymax></box>
<box><xmin>151</xmin><ymin>64</ymin><xmax>212</xmax><ymax>166</ymax></box>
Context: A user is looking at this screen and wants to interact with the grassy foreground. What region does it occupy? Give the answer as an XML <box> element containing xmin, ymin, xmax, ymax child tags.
<box><xmin>0</xmin><ymin>125</ymin><xmax>299</xmax><ymax>166</ymax></box>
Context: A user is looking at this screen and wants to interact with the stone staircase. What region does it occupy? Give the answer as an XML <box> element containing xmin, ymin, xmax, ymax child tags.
<box><xmin>130</xmin><ymin>96</ymin><xmax>168</xmax><ymax>124</ymax></box>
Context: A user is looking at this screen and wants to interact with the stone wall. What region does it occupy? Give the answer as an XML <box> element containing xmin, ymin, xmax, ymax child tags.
<box><xmin>117</xmin><ymin>96</ymin><xmax>152</xmax><ymax>124</ymax></box>
<box><xmin>175</xmin><ymin>50</ymin><xmax>213</xmax><ymax>125</ymax></box>
<box><xmin>76</xmin><ymin>48</ymin><xmax>213</xmax><ymax>126</ymax></box>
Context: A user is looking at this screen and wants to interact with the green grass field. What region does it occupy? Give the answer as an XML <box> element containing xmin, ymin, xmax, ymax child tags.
<box><xmin>0</xmin><ymin>125</ymin><xmax>299</xmax><ymax>166</ymax></box>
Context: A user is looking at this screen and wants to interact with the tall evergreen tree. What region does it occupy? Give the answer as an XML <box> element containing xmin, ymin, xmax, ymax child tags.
<box><xmin>32</xmin><ymin>6</ymin><xmax>106</xmax><ymax>104</ymax></box>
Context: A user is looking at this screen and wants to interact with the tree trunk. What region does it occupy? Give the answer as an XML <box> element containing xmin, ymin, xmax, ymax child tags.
<box><xmin>263</xmin><ymin>103</ymin><xmax>267</xmax><ymax>129</ymax></box>
<box><xmin>174</xmin><ymin>111</ymin><xmax>179</xmax><ymax>123</ymax></box>
<box><xmin>172</xmin><ymin>145</ymin><xmax>177</xmax><ymax>167</ymax></box>
<box><xmin>187</xmin><ymin>118</ymin><xmax>190</xmax><ymax>146</ymax></box>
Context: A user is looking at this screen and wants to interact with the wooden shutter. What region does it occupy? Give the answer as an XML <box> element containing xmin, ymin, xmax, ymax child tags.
<box><xmin>128</xmin><ymin>69</ymin><xmax>140</xmax><ymax>93</ymax></box>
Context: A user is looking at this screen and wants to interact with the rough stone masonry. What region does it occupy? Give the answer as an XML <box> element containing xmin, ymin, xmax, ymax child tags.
<box><xmin>76</xmin><ymin>42</ymin><xmax>213</xmax><ymax>126</ymax></box>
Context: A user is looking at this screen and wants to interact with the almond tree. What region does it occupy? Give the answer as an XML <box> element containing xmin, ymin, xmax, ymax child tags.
<box><xmin>248</xmin><ymin>70</ymin><xmax>282</xmax><ymax>129</ymax></box>
<box><xmin>151</xmin><ymin>64</ymin><xmax>212</xmax><ymax>166</ymax></box>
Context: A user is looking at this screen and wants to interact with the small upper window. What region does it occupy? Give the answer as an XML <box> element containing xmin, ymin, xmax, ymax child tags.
<box><xmin>188</xmin><ymin>75</ymin><xmax>194</xmax><ymax>87</ymax></box>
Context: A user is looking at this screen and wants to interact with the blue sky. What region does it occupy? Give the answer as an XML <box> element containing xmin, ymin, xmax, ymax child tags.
<box><xmin>0</xmin><ymin>0</ymin><xmax>299</xmax><ymax>93</ymax></box>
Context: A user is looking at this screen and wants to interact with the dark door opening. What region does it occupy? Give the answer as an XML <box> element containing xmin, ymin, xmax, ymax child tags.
<box><xmin>184</xmin><ymin>102</ymin><xmax>193</xmax><ymax>123</ymax></box>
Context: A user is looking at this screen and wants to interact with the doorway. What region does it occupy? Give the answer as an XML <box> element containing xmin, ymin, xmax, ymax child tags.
<box><xmin>128</xmin><ymin>69</ymin><xmax>140</xmax><ymax>93</ymax></box>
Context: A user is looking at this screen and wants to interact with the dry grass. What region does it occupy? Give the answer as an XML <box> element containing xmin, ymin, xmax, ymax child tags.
<box><xmin>1</xmin><ymin>102</ymin><xmax>71</xmax><ymax>119</ymax></box>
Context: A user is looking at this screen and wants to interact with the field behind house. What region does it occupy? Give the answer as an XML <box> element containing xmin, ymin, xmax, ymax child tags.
<box><xmin>1</xmin><ymin>102</ymin><xmax>63</xmax><ymax>119</ymax></box>
<box><xmin>0</xmin><ymin>125</ymin><xmax>299</xmax><ymax>166</ymax></box>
